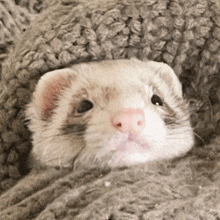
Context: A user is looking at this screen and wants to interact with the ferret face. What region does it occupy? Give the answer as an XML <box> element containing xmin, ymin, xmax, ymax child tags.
<box><xmin>26</xmin><ymin>59</ymin><xmax>194</xmax><ymax>169</ymax></box>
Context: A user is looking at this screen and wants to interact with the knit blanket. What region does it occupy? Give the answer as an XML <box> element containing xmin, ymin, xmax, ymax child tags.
<box><xmin>0</xmin><ymin>0</ymin><xmax>220</xmax><ymax>219</ymax></box>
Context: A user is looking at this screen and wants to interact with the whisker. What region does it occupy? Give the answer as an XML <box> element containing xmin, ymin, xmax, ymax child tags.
<box><xmin>193</xmin><ymin>131</ymin><xmax>205</xmax><ymax>145</ymax></box>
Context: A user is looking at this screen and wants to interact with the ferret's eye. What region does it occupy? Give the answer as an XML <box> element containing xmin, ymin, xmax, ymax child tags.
<box><xmin>77</xmin><ymin>99</ymin><xmax>94</xmax><ymax>113</ymax></box>
<box><xmin>151</xmin><ymin>94</ymin><xmax>163</xmax><ymax>106</ymax></box>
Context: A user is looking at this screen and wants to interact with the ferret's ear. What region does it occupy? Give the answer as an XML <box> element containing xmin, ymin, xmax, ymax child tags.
<box><xmin>144</xmin><ymin>60</ymin><xmax>183</xmax><ymax>97</ymax></box>
<box><xmin>32</xmin><ymin>69</ymin><xmax>76</xmax><ymax>119</ymax></box>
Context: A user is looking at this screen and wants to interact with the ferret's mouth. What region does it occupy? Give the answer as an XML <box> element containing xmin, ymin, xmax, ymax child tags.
<box><xmin>119</xmin><ymin>135</ymin><xmax>149</xmax><ymax>151</ymax></box>
<box><xmin>119</xmin><ymin>140</ymin><xmax>148</xmax><ymax>151</ymax></box>
<box><xmin>108</xmin><ymin>132</ymin><xmax>150</xmax><ymax>153</ymax></box>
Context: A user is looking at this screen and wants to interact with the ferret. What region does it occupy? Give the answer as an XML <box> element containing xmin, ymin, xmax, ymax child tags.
<box><xmin>26</xmin><ymin>58</ymin><xmax>194</xmax><ymax>169</ymax></box>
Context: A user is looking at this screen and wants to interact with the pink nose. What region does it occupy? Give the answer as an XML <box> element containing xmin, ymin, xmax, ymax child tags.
<box><xmin>112</xmin><ymin>108</ymin><xmax>145</xmax><ymax>134</ymax></box>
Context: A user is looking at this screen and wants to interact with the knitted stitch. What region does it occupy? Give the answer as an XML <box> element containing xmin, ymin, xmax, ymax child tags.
<box><xmin>1</xmin><ymin>136</ymin><xmax>220</xmax><ymax>219</ymax></box>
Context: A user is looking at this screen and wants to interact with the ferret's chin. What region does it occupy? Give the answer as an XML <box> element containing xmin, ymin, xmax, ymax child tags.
<box><xmin>105</xmin><ymin>132</ymin><xmax>150</xmax><ymax>152</ymax></box>
<box><xmin>105</xmin><ymin>146</ymin><xmax>156</xmax><ymax>168</ymax></box>
<box><xmin>90</xmin><ymin>133</ymin><xmax>156</xmax><ymax>168</ymax></box>
<box><xmin>115</xmin><ymin>140</ymin><xmax>150</xmax><ymax>153</ymax></box>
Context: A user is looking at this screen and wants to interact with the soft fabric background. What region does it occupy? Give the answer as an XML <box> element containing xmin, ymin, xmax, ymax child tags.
<box><xmin>0</xmin><ymin>0</ymin><xmax>48</xmax><ymax>191</ymax></box>
<box><xmin>0</xmin><ymin>0</ymin><xmax>220</xmax><ymax>219</ymax></box>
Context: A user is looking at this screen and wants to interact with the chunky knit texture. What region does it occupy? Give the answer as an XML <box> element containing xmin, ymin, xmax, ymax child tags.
<box><xmin>0</xmin><ymin>0</ymin><xmax>220</xmax><ymax>218</ymax></box>
<box><xmin>1</xmin><ymin>136</ymin><xmax>220</xmax><ymax>219</ymax></box>
<box><xmin>0</xmin><ymin>0</ymin><xmax>33</xmax><ymax>77</ymax></box>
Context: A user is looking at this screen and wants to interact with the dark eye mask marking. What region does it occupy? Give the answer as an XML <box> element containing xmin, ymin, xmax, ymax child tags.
<box><xmin>62</xmin><ymin>124</ymin><xmax>86</xmax><ymax>136</ymax></box>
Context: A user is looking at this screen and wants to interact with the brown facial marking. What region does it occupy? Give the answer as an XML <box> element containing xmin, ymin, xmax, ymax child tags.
<box><xmin>163</xmin><ymin>102</ymin><xmax>178</xmax><ymax>126</ymax></box>
<box><xmin>61</xmin><ymin>87</ymin><xmax>92</xmax><ymax>136</ymax></box>
<box><xmin>102</xmin><ymin>87</ymin><xmax>118</xmax><ymax>103</ymax></box>
<box><xmin>68</xmin><ymin>88</ymin><xmax>89</xmax><ymax>117</ymax></box>
<box><xmin>61</xmin><ymin>107</ymin><xmax>91</xmax><ymax>136</ymax></box>
<box><xmin>164</xmin><ymin>116</ymin><xmax>177</xmax><ymax>125</ymax></box>
<box><xmin>62</xmin><ymin>123</ymin><xmax>87</xmax><ymax>136</ymax></box>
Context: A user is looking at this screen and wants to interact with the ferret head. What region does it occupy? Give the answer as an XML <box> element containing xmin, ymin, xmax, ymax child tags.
<box><xmin>26</xmin><ymin>59</ymin><xmax>194</xmax><ymax>169</ymax></box>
